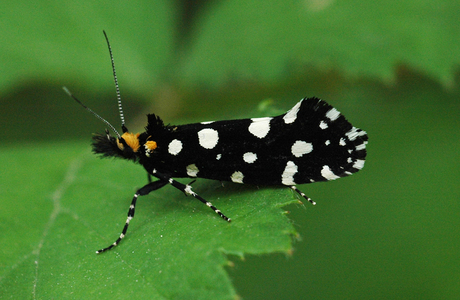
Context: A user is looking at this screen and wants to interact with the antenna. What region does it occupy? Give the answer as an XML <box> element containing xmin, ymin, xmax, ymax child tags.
<box><xmin>63</xmin><ymin>87</ymin><xmax>122</xmax><ymax>139</ymax></box>
<box><xmin>103</xmin><ymin>30</ymin><xmax>127</xmax><ymax>133</ymax></box>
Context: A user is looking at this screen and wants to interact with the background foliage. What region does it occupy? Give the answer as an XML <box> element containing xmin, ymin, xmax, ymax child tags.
<box><xmin>1</xmin><ymin>0</ymin><xmax>459</xmax><ymax>299</ymax></box>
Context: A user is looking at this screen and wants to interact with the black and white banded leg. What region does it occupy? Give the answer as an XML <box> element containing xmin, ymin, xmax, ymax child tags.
<box><xmin>96</xmin><ymin>170</ymin><xmax>230</xmax><ymax>254</ymax></box>
<box><xmin>152</xmin><ymin>169</ymin><xmax>231</xmax><ymax>222</ymax></box>
<box><xmin>96</xmin><ymin>179</ymin><xmax>168</xmax><ymax>254</ymax></box>
<box><xmin>291</xmin><ymin>186</ymin><xmax>316</xmax><ymax>205</ymax></box>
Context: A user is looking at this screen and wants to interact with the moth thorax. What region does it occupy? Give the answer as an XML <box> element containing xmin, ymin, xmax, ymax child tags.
<box><xmin>118</xmin><ymin>132</ymin><xmax>141</xmax><ymax>152</ymax></box>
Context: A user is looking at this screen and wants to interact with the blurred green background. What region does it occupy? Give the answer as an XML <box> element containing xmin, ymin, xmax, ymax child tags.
<box><xmin>1</xmin><ymin>0</ymin><xmax>459</xmax><ymax>299</ymax></box>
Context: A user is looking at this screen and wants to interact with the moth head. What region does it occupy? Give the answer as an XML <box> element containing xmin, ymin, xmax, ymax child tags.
<box><xmin>92</xmin><ymin>129</ymin><xmax>141</xmax><ymax>161</ymax></box>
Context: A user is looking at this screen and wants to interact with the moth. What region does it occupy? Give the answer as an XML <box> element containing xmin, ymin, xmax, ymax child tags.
<box><xmin>65</xmin><ymin>32</ymin><xmax>368</xmax><ymax>253</ymax></box>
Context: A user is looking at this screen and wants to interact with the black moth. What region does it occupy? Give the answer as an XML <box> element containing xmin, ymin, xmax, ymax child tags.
<box><xmin>66</xmin><ymin>32</ymin><xmax>368</xmax><ymax>254</ymax></box>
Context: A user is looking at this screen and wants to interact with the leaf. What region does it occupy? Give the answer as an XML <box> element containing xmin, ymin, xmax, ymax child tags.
<box><xmin>2</xmin><ymin>0</ymin><xmax>458</xmax><ymax>95</ymax></box>
<box><xmin>0</xmin><ymin>0</ymin><xmax>176</xmax><ymax>92</ymax></box>
<box><xmin>0</xmin><ymin>141</ymin><xmax>299</xmax><ymax>299</ymax></box>
<box><xmin>178</xmin><ymin>0</ymin><xmax>460</xmax><ymax>86</ymax></box>
<box><xmin>2</xmin><ymin>1</ymin><xmax>460</xmax><ymax>299</ymax></box>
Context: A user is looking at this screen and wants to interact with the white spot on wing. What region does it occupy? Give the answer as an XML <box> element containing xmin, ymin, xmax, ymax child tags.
<box><xmin>321</xmin><ymin>165</ymin><xmax>340</xmax><ymax>180</ymax></box>
<box><xmin>353</xmin><ymin>159</ymin><xmax>365</xmax><ymax>170</ymax></box>
<box><xmin>339</xmin><ymin>138</ymin><xmax>346</xmax><ymax>146</ymax></box>
<box><xmin>345</xmin><ymin>127</ymin><xmax>360</xmax><ymax>141</ymax></box>
<box><xmin>231</xmin><ymin>171</ymin><xmax>244</xmax><ymax>183</ymax></box>
<box><xmin>358</xmin><ymin>130</ymin><xmax>367</xmax><ymax>137</ymax></box>
<box><xmin>243</xmin><ymin>152</ymin><xmax>257</xmax><ymax>163</ymax></box>
<box><xmin>186</xmin><ymin>164</ymin><xmax>199</xmax><ymax>177</ymax></box>
<box><xmin>198</xmin><ymin>128</ymin><xmax>219</xmax><ymax>149</ymax></box>
<box><xmin>168</xmin><ymin>139</ymin><xmax>182</xmax><ymax>155</ymax></box>
<box><xmin>248</xmin><ymin>117</ymin><xmax>272</xmax><ymax>139</ymax></box>
<box><xmin>201</xmin><ymin>121</ymin><xmax>214</xmax><ymax>125</ymax></box>
<box><xmin>282</xmin><ymin>161</ymin><xmax>298</xmax><ymax>185</ymax></box>
<box><xmin>356</xmin><ymin>143</ymin><xmax>366</xmax><ymax>151</ymax></box>
<box><xmin>283</xmin><ymin>100</ymin><xmax>302</xmax><ymax>124</ymax></box>
<box><xmin>326</xmin><ymin>108</ymin><xmax>341</xmax><ymax>121</ymax></box>
<box><xmin>216</xmin><ymin>154</ymin><xmax>222</xmax><ymax>160</ymax></box>
<box><xmin>291</xmin><ymin>140</ymin><xmax>313</xmax><ymax>157</ymax></box>
<box><xmin>319</xmin><ymin>120</ymin><xmax>328</xmax><ymax>129</ymax></box>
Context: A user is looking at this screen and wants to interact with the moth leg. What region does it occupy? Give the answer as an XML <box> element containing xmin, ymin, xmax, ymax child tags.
<box><xmin>152</xmin><ymin>169</ymin><xmax>231</xmax><ymax>222</ymax></box>
<box><xmin>147</xmin><ymin>173</ymin><xmax>153</xmax><ymax>183</ymax></box>
<box><xmin>96</xmin><ymin>179</ymin><xmax>168</xmax><ymax>254</ymax></box>
<box><xmin>291</xmin><ymin>186</ymin><xmax>316</xmax><ymax>205</ymax></box>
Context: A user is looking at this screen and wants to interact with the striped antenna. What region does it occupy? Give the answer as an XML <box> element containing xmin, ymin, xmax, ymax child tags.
<box><xmin>103</xmin><ymin>30</ymin><xmax>127</xmax><ymax>133</ymax></box>
<box><xmin>63</xmin><ymin>87</ymin><xmax>121</xmax><ymax>139</ymax></box>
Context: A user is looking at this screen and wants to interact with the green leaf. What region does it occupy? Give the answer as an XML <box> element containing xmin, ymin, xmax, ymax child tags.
<box><xmin>0</xmin><ymin>141</ymin><xmax>299</xmax><ymax>299</ymax></box>
<box><xmin>179</xmin><ymin>0</ymin><xmax>460</xmax><ymax>86</ymax></box>
<box><xmin>2</xmin><ymin>0</ymin><xmax>458</xmax><ymax>95</ymax></box>
<box><xmin>0</xmin><ymin>0</ymin><xmax>176</xmax><ymax>92</ymax></box>
<box><xmin>2</xmin><ymin>1</ymin><xmax>460</xmax><ymax>299</ymax></box>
